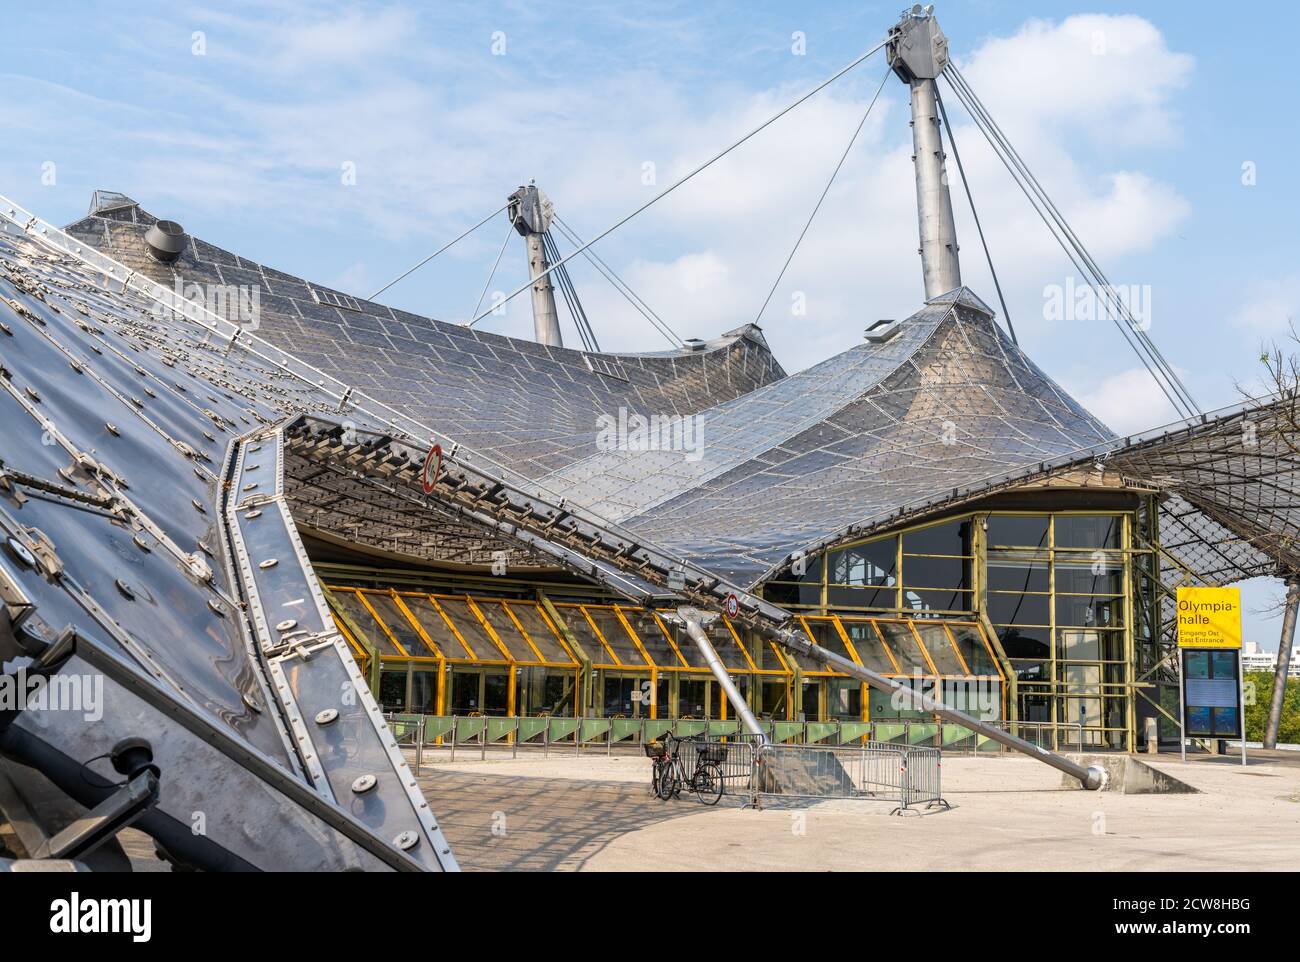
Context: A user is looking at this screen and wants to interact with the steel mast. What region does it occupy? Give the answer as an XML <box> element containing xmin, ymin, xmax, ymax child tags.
<box><xmin>507</xmin><ymin>183</ymin><xmax>563</xmax><ymax>347</ymax></box>
<box><xmin>888</xmin><ymin>5</ymin><xmax>962</xmax><ymax>299</ymax></box>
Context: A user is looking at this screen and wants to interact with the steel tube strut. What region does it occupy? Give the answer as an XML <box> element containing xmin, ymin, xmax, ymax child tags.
<box><xmin>677</xmin><ymin>608</ymin><xmax>768</xmax><ymax>743</ymax></box>
<box><xmin>773</xmin><ymin>628</ymin><xmax>1107</xmax><ymax>790</ymax></box>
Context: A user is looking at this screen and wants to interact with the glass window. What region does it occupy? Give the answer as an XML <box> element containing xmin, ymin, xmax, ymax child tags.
<box><xmin>402</xmin><ymin>596</ymin><xmax>473</xmax><ymax>659</ymax></box>
<box><xmin>475</xmin><ymin>600</ymin><xmax>537</xmax><ymax>662</ymax></box>
<box><xmin>904</xmin><ymin>588</ymin><xmax>972</xmax><ymax>613</ymax></box>
<box><xmin>900</xmin><ymin>554</ymin><xmax>970</xmax><ymax>590</ymax></box>
<box><xmin>987</xmin><ymin>515</ymin><xmax>1049</xmax><ymax>548</ymax></box>
<box><xmin>678</xmin><ymin>679</ymin><xmax>709</xmax><ymax>718</ymax></box>
<box><xmin>583</xmin><ymin>607</ymin><xmax>650</xmax><ymax>667</ymax></box>
<box><xmin>333</xmin><ymin>591</ymin><xmax>401</xmax><ymax>656</ymax></box>
<box><xmin>436</xmin><ymin>598</ymin><xmax>507</xmax><ymax>661</ymax></box>
<box><xmin>989</xmin><ymin>592</ymin><xmax>1050</xmax><ymax>626</ymax></box>
<box><xmin>365</xmin><ymin>593</ymin><xmax>438</xmax><ymax>657</ymax></box>
<box><xmin>760</xmin><ymin>680</ymin><xmax>789</xmax><ymax>719</ymax></box>
<box><xmin>379</xmin><ymin>669</ymin><xmax>407</xmax><ymax>711</ymax></box>
<box><xmin>877</xmin><ymin>622</ymin><xmax>930</xmax><ymax>673</ymax></box>
<box><xmin>830</xmin><ymin>538</ymin><xmax>897</xmax><ymax>586</ymax></box>
<box><xmin>998</xmin><ymin>626</ymin><xmax>1050</xmax><ymax>660</ymax></box>
<box><xmin>411</xmin><ymin>669</ymin><xmax>439</xmax><ymax>713</ymax></box>
<box><xmin>902</xmin><ymin>519</ymin><xmax>971</xmax><ymax>557</ymax></box>
<box><xmin>827</xmin><ymin>679</ymin><xmax>862</xmax><ymax>720</ymax></box>
<box><xmin>618</xmin><ymin>608</ymin><xmax>681</xmax><ymax>667</ymax></box>
<box><xmin>949</xmin><ymin>624</ymin><xmax>997</xmax><ymax>675</ymax></box>
<box><xmin>1055</xmin><ymin>515</ymin><xmax>1121</xmax><ymax>549</ymax></box>
<box><xmin>837</xmin><ymin>620</ymin><xmax>897</xmax><ymax>674</ymax></box>
<box><xmin>1055</xmin><ymin>561</ymin><xmax>1123</xmax><ymax>595</ymax></box>
<box><xmin>1056</xmin><ymin>594</ymin><xmax>1123</xmax><ymax>629</ymax></box>
<box><xmin>826</xmin><ymin>585</ymin><xmax>897</xmax><ymax>609</ymax></box>
<box><xmin>913</xmin><ymin>624</ymin><xmax>963</xmax><ymax>673</ymax></box>
<box><xmin>986</xmin><ymin>554</ymin><xmax>1049</xmax><ymax>593</ymax></box>
<box><xmin>505</xmin><ymin>603</ymin><xmax>574</xmax><ymax>663</ymax></box>
<box><xmin>799</xmin><ymin>618</ymin><xmax>855</xmax><ymax>663</ymax></box>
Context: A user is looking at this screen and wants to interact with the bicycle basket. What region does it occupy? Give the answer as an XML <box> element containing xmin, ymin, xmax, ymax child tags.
<box><xmin>697</xmin><ymin>744</ymin><xmax>729</xmax><ymax>764</ymax></box>
<box><xmin>643</xmin><ymin>742</ymin><xmax>668</xmax><ymax>759</ymax></box>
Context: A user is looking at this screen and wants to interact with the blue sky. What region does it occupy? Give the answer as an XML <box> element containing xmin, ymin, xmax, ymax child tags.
<box><xmin>4</xmin><ymin>1</ymin><xmax>1298</xmax><ymax>648</ymax></box>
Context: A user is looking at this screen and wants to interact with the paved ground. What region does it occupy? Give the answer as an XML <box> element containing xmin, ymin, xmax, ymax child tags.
<box><xmin>416</xmin><ymin>749</ymin><xmax>1300</xmax><ymax>872</ymax></box>
<box><xmin>104</xmin><ymin>747</ymin><xmax>1300</xmax><ymax>872</ymax></box>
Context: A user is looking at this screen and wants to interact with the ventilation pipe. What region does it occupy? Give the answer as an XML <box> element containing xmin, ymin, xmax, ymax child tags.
<box><xmin>144</xmin><ymin>220</ymin><xmax>187</xmax><ymax>263</ymax></box>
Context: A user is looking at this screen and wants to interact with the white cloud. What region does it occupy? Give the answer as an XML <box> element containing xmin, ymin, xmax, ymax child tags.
<box><xmin>1230</xmin><ymin>275</ymin><xmax>1300</xmax><ymax>336</ymax></box>
<box><xmin>0</xmin><ymin>8</ymin><xmax>1198</xmax><ymax>390</ymax></box>
<box><xmin>1071</xmin><ymin>366</ymin><xmax>1184</xmax><ymax>435</ymax></box>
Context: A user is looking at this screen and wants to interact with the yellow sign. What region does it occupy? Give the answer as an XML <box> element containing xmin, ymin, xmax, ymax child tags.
<box><xmin>1176</xmin><ymin>587</ymin><xmax>1242</xmax><ymax>649</ymax></box>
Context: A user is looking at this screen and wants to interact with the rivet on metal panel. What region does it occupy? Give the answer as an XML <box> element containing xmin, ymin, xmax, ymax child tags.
<box><xmin>244</xmin><ymin>510</ymin><xmax>262</xmax><ymax>520</ymax></box>
<box><xmin>393</xmin><ymin>830</ymin><xmax>419</xmax><ymax>851</ymax></box>
<box><xmin>191</xmin><ymin>499</ymin><xmax>206</xmax><ymax>514</ymax></box>
<box><xmin>132</xmin><ymin>535</ymin><xmax>152</xmax><ymax>552</ymax></box>
<box><xmin>315</xmin><ymin>708</ymin><xmax>339</xmax><ymax>726</ymax></box>
<box><xmin>351</xmin><ymin>774</ymin><xmax>377</xmax><ymax>795</ymax></box>
<box><xmin>115</xmin><ymin>579</ymin><xmax>135</xmax><ymax>600</ymax></box>
<box><xmin>276</xmin><ymin>619</ymin><xmax>297</xmax><ymax>632</ymax></box>
<box><xmin>258</xmin><ymin>559</ymin><xmax>278</xmax><ymax>569</ymax></box>
<box><xmin>207</xmin><ymin>599</ymin><xmax>226</xmax><ymax>617</ymax></box>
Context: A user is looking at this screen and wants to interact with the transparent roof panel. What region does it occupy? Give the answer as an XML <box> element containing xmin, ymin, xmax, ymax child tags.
<box><xmin>475</xmin><ymin>600</ymin><xmax>540</xmax><ymax>662</ymax></box>
<box><xmin>836</xmin><ymin>619</ymin><xmax>897</xmax><ymax>674</ymax></box>
<box><xmin>331</xmin><ymin>590</ymin><xmax>400</xmax><ymax>656</ymax></box>
<box><xmin>364</xmin><ymin>591</ymin><xmax>439</xmax><ymax>657</ymax></box>
<box><xmin>505</xmin><ymin>602</ymin><xmax>575</xmax><ymax>664</ymax></box>
<box><xmin>435</xmin><ymin>597</ymin><xmax>508</xmax><ymax>661</ymax></box>
<box><xmin>400</xmin><ymin>595</ymin><xmax>473</xmax><ymax>659</ymax></box>
<box><xmin>582</xmin><ymin>606</ymin><xmax>650</xmax><ymax>667</ymax></box>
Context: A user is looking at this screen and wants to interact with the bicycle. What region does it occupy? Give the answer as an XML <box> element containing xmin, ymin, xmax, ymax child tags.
<box><xmin>646</xmin><ymin>735</ymin><xmax>726</xmax><ymax>806</ymax></box>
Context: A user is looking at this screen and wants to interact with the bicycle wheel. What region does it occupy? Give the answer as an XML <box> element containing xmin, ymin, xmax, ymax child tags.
<box><xmin>656</xmin><ymin>762</ymin><xmax>680</xmax><ymax>800</ymax></box>
<box><xmin>650</xmin><ymin>759</ymin><xmax>662</xmax><ymax>798</ymax></box>
<box><xmin>695</xmin><ymin>762</ymin><xmax>724</xmax><ymax>806</ymax></box>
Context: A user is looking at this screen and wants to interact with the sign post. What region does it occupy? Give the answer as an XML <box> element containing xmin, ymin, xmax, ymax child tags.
<box><xmin>1176</xmin><ymin>587</ymin><xmax>1245</xmax><ymax>766</ymax></box>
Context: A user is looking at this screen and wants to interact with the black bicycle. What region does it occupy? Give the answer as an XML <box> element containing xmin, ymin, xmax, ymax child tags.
<box><xmin>646</xmin><ymin>735</ymin><xmax>726</xmax><ymax>806</ymax></box>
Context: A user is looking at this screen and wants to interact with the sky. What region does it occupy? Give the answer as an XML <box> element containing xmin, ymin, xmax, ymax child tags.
<box><xmin>3</xmin><ymin>0</ymin><xmax>1298</xmax><ymax>649</ymax></box>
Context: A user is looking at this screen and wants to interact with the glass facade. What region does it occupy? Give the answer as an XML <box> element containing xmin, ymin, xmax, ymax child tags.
<box><xmin>763</xmin><ymin>508</ymin><xmax>1144</xmax><ymax>750</ymax></box>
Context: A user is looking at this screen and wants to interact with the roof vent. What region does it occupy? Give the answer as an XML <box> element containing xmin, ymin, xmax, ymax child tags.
<box><xmin>865</xmin><ymin>319</ymin><xmax>900</xmax><ymax>344</ymax></box>
<box><xmin>144</xmin><ymin>220</ymin><xmax>187</xmax><ymax>263</ymax></box>
<box><xmin>683</xmin><ymin>338</ymin><xmax>707</xmax><ymax>352</ymax></box>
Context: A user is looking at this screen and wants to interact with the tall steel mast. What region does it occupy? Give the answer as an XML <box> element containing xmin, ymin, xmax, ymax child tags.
<box><xmin>888</xmin><ymin>5</ymin><xmax>962</xmax><ymax>299</ymax></box>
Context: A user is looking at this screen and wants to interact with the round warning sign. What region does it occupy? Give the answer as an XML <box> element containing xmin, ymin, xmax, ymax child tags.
<box><xmin>421</xmin><ymin>443</ymin><xmax>443</xmax><ymax>494</ymax></box>
<box><xmin>724</xmin><ymin>593</ymin><xmax>739</xmax><ymax>619</ymax></box>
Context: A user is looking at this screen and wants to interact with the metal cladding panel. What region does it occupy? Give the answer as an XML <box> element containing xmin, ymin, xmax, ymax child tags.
<box><xmin>0</xmin><ymin>204</ymin><xmax>452</xmax><ymax>870</ymax></box>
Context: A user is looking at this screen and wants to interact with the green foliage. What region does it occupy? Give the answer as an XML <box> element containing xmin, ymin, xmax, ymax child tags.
<box><xmin>1244</xmin><ymin>671</ymin><xmax>1300</xmax><ymax>744</ymax></box>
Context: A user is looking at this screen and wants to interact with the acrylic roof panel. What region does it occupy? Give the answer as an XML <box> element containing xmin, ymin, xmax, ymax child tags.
<box><xmin>585</xmin><ymin>292</ymin><xmax>1116</xmax><ymax>584</ymax></box>
<box><xmin>64</xmin><ymin>195</ymin><xmax>786</xmax><ymax>479</ymax></box>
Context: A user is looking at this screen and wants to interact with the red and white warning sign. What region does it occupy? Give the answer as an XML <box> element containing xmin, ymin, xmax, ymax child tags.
<box><xmin>421</xmin><ymin>443</ymin><xmax>443</xmax><ymax>494</ymax></box>
<box><xmin>724</xmin><ymin>593</ymin><xmax>740</xmax><ymax>619</ymax></box>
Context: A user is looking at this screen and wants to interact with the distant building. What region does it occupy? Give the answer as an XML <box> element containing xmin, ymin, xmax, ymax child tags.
<box><xmin>1242</xmin><ymin>642</ymin><xmax>1300</xmax><ymax>677</ymax></box>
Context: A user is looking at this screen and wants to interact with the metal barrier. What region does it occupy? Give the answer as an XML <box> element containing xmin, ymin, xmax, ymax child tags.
<box><xmin>384</xmin><ymin>713</ymin><xmax>1093</xmax><ymax>759</ymax></box>
<box><xmin>669</xmin><ymin>735</ymin><xmax>757</xmax><ymax>787</ymax></box>
<box><xmin>751</xmin><ymin>741</ymin><xmax>945</xmax><ymax>815</ymax></box>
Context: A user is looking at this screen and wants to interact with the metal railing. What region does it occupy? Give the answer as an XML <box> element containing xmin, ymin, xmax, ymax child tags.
<box><xmin>384</xmin><ymin>712</ymin><xmax>1096</xmax><ymax>760</ymax></box>
<box><xmin>752</xmin><ymin>741</ymin><xmax>945</xmax><ymax>814</ymax></box>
